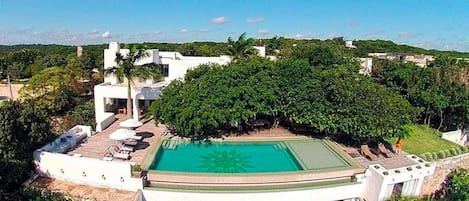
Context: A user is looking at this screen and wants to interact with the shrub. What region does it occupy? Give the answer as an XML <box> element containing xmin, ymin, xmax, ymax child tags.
<box><xmin>445</xmin><ymin>149</ymin><xmax>452</xmax><ymax>157</ymax></box>
<box><xmin>69</xmin><ymin>101</ymin><xmax>96</xmax><ymax>129</ymax></box>
<box><xmin>461</xmin><ymin>146</ymin><xmax>468</xmax><ymax>153</ymax></box>
<box><xmin>432</xmin><ymin>152</ymin><xmax>439</xmax><ymax>160</ymax></box>
<box><xmin>419</xmin><ymin>154</ymin><xmax>428</xmax><ymax>161</ymax></box>
<box><xmin>423</xmin><ymin>152</ymin><xmax>433</xmax><ymax>161</ymax></box>
<box><xmin>433</xmin><ymin>168</ymin><xmax>469</xmax><ymax>201</ymax></box>
<box><xmin>450</xmin><ymin>148</ymin><xmax>460</xmax><ymax>156</ymax></box>
<box><xmin>437</xmin><ymin>151</ymin><xmax>446</xmax><ymax>159</ymax></box>
<box><xmin>132</xmin><ymin>165</ymin><xmax>141</xmax><ymax>172</ymax></box>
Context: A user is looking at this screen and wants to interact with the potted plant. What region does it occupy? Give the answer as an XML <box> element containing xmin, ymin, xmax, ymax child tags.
<box><xmin>383</xmin><ymin>171</ymin><xmax>389</xmax><ymax>175</ymax></box>
<box><xmin>132</xmin><ymin>165</ymin><xmax>142</xmax><ymax>177</ymax></box>
<box><xmin>406</xmin><ymin>167</ymin><xmax>413</xmax><ymax>171</ymax></box>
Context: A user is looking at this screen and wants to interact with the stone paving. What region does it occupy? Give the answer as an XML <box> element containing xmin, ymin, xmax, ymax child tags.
<box><xmin>341</xmin><ymin>145</ymin><xmax>417</xmax><ymax>169</ymax></box>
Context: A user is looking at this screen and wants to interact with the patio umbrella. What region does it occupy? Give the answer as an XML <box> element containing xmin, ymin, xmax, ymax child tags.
<box><xmin>119</xmin><ymin>119</ymin><xmax>143</xmax><ymax>129</ymax></box>
<box><xmin>109</xmin><ymin>128</ymin><xmax>136</xmax><ymax>141</ymax></box>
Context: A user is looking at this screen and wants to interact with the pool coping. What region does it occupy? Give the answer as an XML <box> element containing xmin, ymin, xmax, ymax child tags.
<box><xmin>140</xmin><ymin>137</ymin><xmax>364</xmax><ymax>189</ymax></box>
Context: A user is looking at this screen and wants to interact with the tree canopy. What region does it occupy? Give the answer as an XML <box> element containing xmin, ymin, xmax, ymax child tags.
<box><xmin>19</xmin><ymin>66</ymin><xmax>78</xmax><ymax>115</ymax></box>
<box><xmin>151</xmin><ymin>58</ymin><xmax>414</xmax><ymax>143</ymax></box>
<box><xmin>372</xmin><ymin>57</ymin><xmax>469</xmax><ymax>131</ymax></box>
<box><xmin>0</xmin><ymin>101</ymin><xmax>53</xmax><ymax>198</ymax></box>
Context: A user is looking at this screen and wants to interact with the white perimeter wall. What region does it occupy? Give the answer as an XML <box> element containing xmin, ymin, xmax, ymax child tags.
<box><xmin>142</xmin><ymin>182</ymin><xmax>363</xmax><ymax>201</ymax></box>
<box><xmin>362</xmin><ymin>155</ymin><xmax>436</xmax><ymax>201</ymax></box>
<box><xmin>34</xmin><ymin>151</ymin><xmax>143</xmax><ymax>191</ymax></box>
<box><xmin>161</xmin><ymin>56</ymin><xmax>230</xmax><ymax>82</ymax></box>
<box><xmin>441</xmin><ymin>130</ymin><xmax>467</xmax><ymax>146</ymax></box>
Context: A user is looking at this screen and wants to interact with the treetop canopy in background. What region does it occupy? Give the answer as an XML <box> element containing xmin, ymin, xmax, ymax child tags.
<box><xmin>151</xmin><ymin>58</ymin><xmax>414</xmax><ymax>143</ymax></box>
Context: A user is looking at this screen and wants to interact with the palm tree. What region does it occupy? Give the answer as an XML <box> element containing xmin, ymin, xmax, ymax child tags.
<box><xmin>104</xmin><ymin>44</ymin><xmax>162</xmax><ymax>119</ymax></box>
<box><xmin>227</xmin><ymin>33</ymin><xmax>257</xmax><ymax>62</ymax></box>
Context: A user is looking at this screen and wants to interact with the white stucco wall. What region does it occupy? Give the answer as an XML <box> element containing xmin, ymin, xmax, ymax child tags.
<box><xmin>441</xmin><ymin>130</ymin><xmax>467</xmax><ymax>146</ymax></box>
<box><xmin>362</xmin><ymin>155</ymin><xmax>436</xmax><ymax>201</ymax></box>
<box><xmin>142</xmin><ymin>182</ymin><xmax>364</xmax><ymax>201</ymax></box>
<box><xmin>34</xmin><ymin>151</ymin><xmax>143</xmax><ymax>191</ymax></box>
<box><xmin>160</xmin><ymin>55</ymin><xmax>230</xmax><ymax>81</ymax></box>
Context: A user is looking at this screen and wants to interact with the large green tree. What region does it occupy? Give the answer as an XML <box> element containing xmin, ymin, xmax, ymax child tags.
<box><xmin>19</xmin><ymin>67</ymin><xmax>78</xmax><ymax>115</ymax></box>
<box><xmin>0</xmin><ymin>101</ymin><xmax>53</xmax><ymax>198</ymax></box>
<box><xmin>104</xmin><ymin>45</ymin><xmax>162</xmax><ymax>119</ymax></box>
<box><xmin>151</xmin><ymin>58</ymin><xmax>413</xmax><ymax>143</ymax></box>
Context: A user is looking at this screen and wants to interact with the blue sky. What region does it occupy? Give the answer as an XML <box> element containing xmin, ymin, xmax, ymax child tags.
<box><xmin>0</xmin><ymin>0</ymin><xmax>468</xmax><ymax>51</ymax></box>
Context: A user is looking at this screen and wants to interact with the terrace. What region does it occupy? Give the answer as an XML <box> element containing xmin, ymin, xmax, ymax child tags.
<box><xmin>68</xmin><ymin>115</ymin><xmax>165</xmax><ymax>165</ymax></box>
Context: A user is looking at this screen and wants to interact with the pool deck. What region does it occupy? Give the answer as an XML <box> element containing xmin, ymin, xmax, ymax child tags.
<box><xmin>340</xmin><ymin>143</ymin><xmax>417</xmax><ymax>169</ymax></box>
<box><xmin>68</xmin><ymin>115</ymin><xmax>166</xmax><ymax>165</ymax></box>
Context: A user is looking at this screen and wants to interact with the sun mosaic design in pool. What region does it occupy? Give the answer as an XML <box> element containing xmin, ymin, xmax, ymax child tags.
<box><xmin>197</xmin><ymin>150</ymin><xmax>254</xmax><ymax>173</ymax></box>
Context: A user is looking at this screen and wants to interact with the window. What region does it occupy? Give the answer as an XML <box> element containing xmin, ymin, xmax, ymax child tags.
<box><xmin>159</xmin><ymin>64</ymin><xmax>169</xmax><ymax>77</ymax></box>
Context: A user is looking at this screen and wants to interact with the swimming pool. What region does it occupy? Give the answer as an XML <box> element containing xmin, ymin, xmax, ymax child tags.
<box><xmin>149</xmin><ymin>141</ymin><xmax>303</xmax><ymax>173</ymax></box>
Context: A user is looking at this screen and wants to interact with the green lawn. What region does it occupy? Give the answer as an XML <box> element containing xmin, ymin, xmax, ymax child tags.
<box><xmin>386</xmin><ymin>125</ymin><xmax>461</xmax><ymax>155</ymax></box>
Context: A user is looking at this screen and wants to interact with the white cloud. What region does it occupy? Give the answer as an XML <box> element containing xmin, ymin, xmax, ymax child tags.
<box><xmin>246</xmin><ymin>17</ymin><xmax>265</xmax><ymax>24</ymax></box>
<box><xmin>257</xmin><ymin>29</ymin><xmax>270</xmax><ymax>36</ymax></box>
<box><xmin>101</xmin><ymin>31</ymin><xmax>110</xmax><ymax>38</ymax></box>
<box><xmin>180</xmin><ymin>28</ymin><xmax>188</xmax><ymax>33</ymax></box>
<box><xmin>292</xmin><ymin>33</ymin><xmax>304</xmax><ymax>39</ymax></box>
<box><xmin>154</xmin><ymin>30</ymin><xmax>162</xmax><ymax>35</ymax></box>
<box><xmin>212</xmin><ymin>16</ymin><xmax>229</xmax><ymax>24</ymax></box>
<box><xmin>198</xmin><ymin>29</ymin><xmax>209</xmax><ymax>33</ymax></box>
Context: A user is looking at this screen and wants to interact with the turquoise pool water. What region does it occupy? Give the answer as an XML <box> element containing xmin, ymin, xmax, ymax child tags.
<box><xmin>149</xmin><ymin>141</ymin><xmax>303</xmax><ymax>173</ymax></box>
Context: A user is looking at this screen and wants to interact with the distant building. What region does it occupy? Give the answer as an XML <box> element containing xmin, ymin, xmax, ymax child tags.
<box><xmin>368</xmin><ymin>53</ymin><xmax>432</xmax><ymax>67</ymax></box>
<box><xmin>345</xmin><ymin>41</ymin><xmax>357</xmax><ymax>49</ymax></box>
<box><xmin>359</xmin><ymin>58</ymin><xmax>373</xmax><ymax>75</ymax></box>
<box><xmin>77</xmin><ymin>46</ymin><xmax>83</xmax><ymax>57</ymax></box>
<box><xmin>253</xmin><ymin>46</ymin><xmax>266</xmax><ymax>57</ymax></box>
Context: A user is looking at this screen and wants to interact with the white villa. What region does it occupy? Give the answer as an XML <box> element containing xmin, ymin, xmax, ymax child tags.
<box><xmin>32</xmin><ymin>42</ymin><xmax>446</xmax><ymax>201</ymax></box>
<box><xmin>94</xmin><ymin>42</ymin><xmax>231</xmax><ymax>131</ymax></box>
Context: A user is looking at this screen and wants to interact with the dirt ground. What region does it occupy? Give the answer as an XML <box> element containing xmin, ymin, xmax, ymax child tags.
<box><xmin>0</xmin><ymin>83</ymin><xmax>22</xmax><ymax>101</ymax></box>
<box><xmin>35</xmin><ymin>177</ymin><xmax>137</xmax><ymax>201</ymax></box>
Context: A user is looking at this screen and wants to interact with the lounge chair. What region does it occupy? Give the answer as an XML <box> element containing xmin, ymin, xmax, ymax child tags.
<box><xmin>378</xmin><ymin>143</ymin><xmax>395</xmax><ymax>158</ymax></box>
<box><xmin>108</xmin><ymin>145</ymin><xmax>130</xmax><ymax>160</ymax></box>
<box><xmin>123</xmin><ymin>139</ymin><xmax>138</xmax><ymax>146</ymax></box>
<box><xmin>115</xmin><ymin>141</ymin><xmax>134</xmax><ymax>152</ymax></box>
<box><xmin>360</xmin><ymin>145</ymin><xmax>378</xmax><ymax>161</ymax></box>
